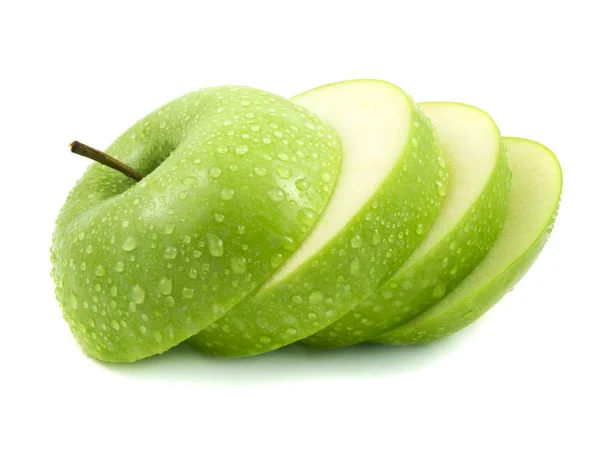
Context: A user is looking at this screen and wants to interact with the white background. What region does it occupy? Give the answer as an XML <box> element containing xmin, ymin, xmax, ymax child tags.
<box><xmin>1</xmin><ymin>1</ymin><xmax>598</xmax><ymax>449</ymax></box>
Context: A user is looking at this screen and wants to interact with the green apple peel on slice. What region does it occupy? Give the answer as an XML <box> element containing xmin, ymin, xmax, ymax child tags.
<box><xmin>372</xmin><ymin>137</ymin><xmax>562</xmax><ymax>345</ymax></box>
<box><xmin>50</xmin><ymin>86</ymin><xmax>343</xmax><ymax>362</ymax></box>
<box><xmin>302</xmin><ymin>103</ymin><xmax>511</xmax><ymax>348</ymax></box>
<box><xmin>187</xmin><ymin>80</ymin><xmax>448</xmax><ymax>357</ymax></box>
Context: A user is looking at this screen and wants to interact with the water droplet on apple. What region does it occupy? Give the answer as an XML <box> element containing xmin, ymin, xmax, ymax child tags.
<box><xmin>297</xmin><ymin>208</ymin><xmax>316</xmax><ymax>226</ymax></box>
<box><xmin>436</xmin><ymin>180</ymin><xmax>447</xmax><ymax>197</ymax></box>
<box><xmin>121</xmin><ymin>236</ymin><xmax>137</xmax><ymax>251</ymax></box>
<box><xmin>281</xmin><ymin>235</ymin><xmax>295</xmax><ymax>251</ymax></box>
<box><xmin>188</xmin><ymin>268</ymin><xmax>198</xmax><ymax>279</ymax></box>
<box><xmin>432</xmin><ymin>284</ymin><xmax>446</xmax><ymax>298</ymax></box>
<box><xmin>351</xmin><ymin>235</ymin><xmax>363</xmax><ymax>248</ymax></box>
<box><xmin>286</xmin><ymin>328</ymin><xmax>297</xmax><ymax>335</ymax></box>
<box><xmin>271</xmin><ymin>253</ymin><xmax>283</xmax><ymax>268</ymax></box>
<box><xmin>94</xmin><ymin>265</ymin><xmax>105</xmax><ymax>276</ymax></box>
<box><xmin>183</xmin><ymin>176</ymin><xmax>199</xmax><ymax>185</ymax></box>
<box><xmin>350</xmin><ymin>258</ymin><xmax>361</xmax><ymax>275</ymax></box>
<box><xmin>254</xmin><ymin>167</ymin><xmax>267</xmax><ymax>176</ymax></box>
<box><xmin>320</xmin><ymin>171</ymin><xmax>333</xmax><ymax>183</ymax></box>
<box><xmin>183</xmin><ymin>287</ymin><xmax>195</xmax><ymax>298</ymax></box>
<box><xmin>276</xmin><ymin>168</ymin><xmax>291</xmax><ymax>179</ymax></box>
<box><xmin>268</xmin><ymin>188</ymin><xmax>285</xmax><ymax>202</ymax></box>
<box><xmin>416</xmin><ymin>224</ymin><xmax>425</xmax><ymax>235</ymax></box>
<box><xmin>220</xmin><ymin>188</ymin><xmax>234</xmax><ymax>200</ymax></box>
<box><xmin>372</xmin><ymin>230</ymin><xmax>382</xmax><ymax>245</ymax></box>
<box><xmin>309</xmin><ymin>291</ymin><xmax>324</xmax><ymax>304</ymax></box>
<box><xmin>164</xmin><ymin>223</ymin><xmax>175</xmax><ymax>234</ymax></box>
<box><xmin>295</xmin><ymin>178</ymin><xmax>310</xmax><ymax>191</ymax></box>
<box><xmin>85</xmin><ymin>244</ymin><xmax>93</xmax><ymax>254</ymax></box>
<box><xmin>164</xmin><ymin>247</ymin><xmax>178</xmax><ymax>259</ymax></box>
<box><xmin>131</xmin><ymin>284</ymin><xmax>146</xmax><ymax>304</ymax></box>
<box><xmin>207</xmin><ymin>233</ymin><xmax>224</xmax><ymax>257</ymax></box>
<box><xmin>111</xmin><ymin>320</ymin><xmax>120</xmax><ymax>330</ymax></box>
<box><xmin>230</xmin><ymin>256</ymin><xmax>247</xmax><ymax>274</ymax></box>
<box><xmin>158</xmin><ymin>278</ymin><xmax>172</xmax><ymax>295</ymax></box>
<box><xmin>208</xmin><ymin>167</ymin><xmax>222</xmax><ymax>179</ymax></box>
<box><xmin>235</xmin><ymin>145</ymin><xmax>248</xmax><ymax>155</ymax></box>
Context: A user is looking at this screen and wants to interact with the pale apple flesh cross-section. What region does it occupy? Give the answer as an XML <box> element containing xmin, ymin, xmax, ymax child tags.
<box><xmin>302</xmin><ymin>102</ymin><xmax>511</xmax><ymax>348</ymax></box>
<box><xmin>372</xmin><ymin>137</ymin><xmax>562</xmax><ymax>344</ymax></box>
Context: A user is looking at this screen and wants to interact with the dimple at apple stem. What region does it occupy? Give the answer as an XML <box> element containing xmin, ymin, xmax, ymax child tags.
<box><xmin>70</xmin><ymin>141</ymin><xmax>144</xmax><ymax>181</ymax></box>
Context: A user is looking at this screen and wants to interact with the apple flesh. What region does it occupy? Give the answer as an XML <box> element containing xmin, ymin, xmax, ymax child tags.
<box><xmin>187</xmin><ymin>80</ymin><xmax>449</xmax><ymax>357</ymax></box>
<box><xmin>50</xmin><ymin>86</ymin><xmax>342</xmax><ymax>362</ymax></box>
<box><xmin>302</xmin><ymin>102</ymin><xmax>511</xmax><ymax>348</ymax></box>
<box><xmin>371</xmin><ymin>137</ymin><xmax>562</xmax><ymax>344</ymax></box>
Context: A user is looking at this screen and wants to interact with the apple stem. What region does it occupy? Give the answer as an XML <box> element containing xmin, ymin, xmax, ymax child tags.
<box><xmin>70</xmin><ymin>141</ymin><xmax>144</xmax><ymax>181</ymax></box>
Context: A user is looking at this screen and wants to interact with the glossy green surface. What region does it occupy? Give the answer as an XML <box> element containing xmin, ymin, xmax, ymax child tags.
<box><xmin>372</xmin><ymin>138</ymin><xmax>562</xmax><ymax>344</ymax></box>
<box><xmin>187</xmin><ymin>80</ymin><xmax>448</xmax><ymax>357</ymax></box>
<box><xmin>50</xmin><ymin>86</ymin><xmax>342</xmax><ymax>362</ymax></box>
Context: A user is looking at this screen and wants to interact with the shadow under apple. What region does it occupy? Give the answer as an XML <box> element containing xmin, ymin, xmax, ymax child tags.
<box><xmin>97</xmin><ymin>322</ymin><xmax>484</xmax><ymax>385</ymax></box>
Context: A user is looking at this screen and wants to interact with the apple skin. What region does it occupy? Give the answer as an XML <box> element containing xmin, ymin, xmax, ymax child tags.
<box><xmin>50</xmin><ymin>86</ymin><xmax>342</xmax><ymax>362</ymax></box>
<box><xmin>187</xmin><ymin>81</ymin><xmax>449</xmax><ymax>357</ymax></box>
<box><xmin>371</xmin><ymin>137</ymin><xmax>562</xmax><ymax>345</ymax></box>
<box><xmin>302</xmin><ymin>103</ymin><xmax>511</xmax><ymax>348</ymax></box>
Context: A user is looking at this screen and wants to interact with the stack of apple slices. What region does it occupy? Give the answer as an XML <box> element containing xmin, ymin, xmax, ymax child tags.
<box><xmin>51</xmin><ymin>79</ymin><xmax>562</xmax><ymax>362</ymax></box>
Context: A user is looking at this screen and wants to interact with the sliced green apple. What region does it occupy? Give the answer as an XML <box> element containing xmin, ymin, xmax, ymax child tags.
<box><xmin>187</xmin><ymin>80</ymin><xmax>448</xmax><ymax>357</ymax></box>
<box><xmin>51</xmin><ymin>86</ymin><xmax>343</xmax><ymax>362</ymax></box>
<box><xmin>371</xmin><ymin>137</ymin><xmax>562</xmax><ymax>344</ymax></box>
<box><xmin>302</xmin><ymin>102</ymin><xmax>511</xmax><ymax>348</ymax></box>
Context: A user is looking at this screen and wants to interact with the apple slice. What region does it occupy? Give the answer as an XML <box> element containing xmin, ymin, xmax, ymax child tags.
<box><xmin>187</xmin><ymin>80</ymin><xmax>448</xmax><ymax>357</ymax></box>
<box><xmin>371</xmin><ymin>137</ymin><xmax>562</xmax><ymax>345</ymax></box>
<box><xmin>302</xmin><ymin>103</ymin><xmax>511</xmax><ymax>348</ymax></box>
<box><xmin>51</xmin><ymin>86</ymin><xmax>343</xmax><ymax>362</ymax></box>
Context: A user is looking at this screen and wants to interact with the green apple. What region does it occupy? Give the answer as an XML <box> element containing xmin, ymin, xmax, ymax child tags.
<box><xmin>187</xmin><ymin>80</ymin><xmax>449</xmax><ymax>357</ymax></box>
<box><xmin>50</xmin><ymin>86</ymin><xmax>343</xmax><ymax>362</ymax></box>
<box><xmin>371</xmin><ymin>137</ymin><xmax>562</xmax><ymax>344</ymax></box>
<box><xmin>302</xmin><ymin>102</ymin><xmax>511</xmax><ymax>348</ymax></box>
